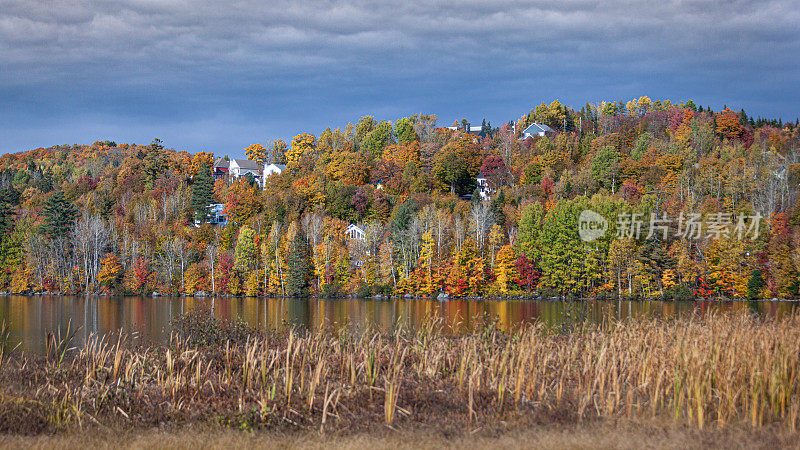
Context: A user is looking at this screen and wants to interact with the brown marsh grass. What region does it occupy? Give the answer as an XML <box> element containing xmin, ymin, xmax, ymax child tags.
<box><xmin>0</xmin><ymin>310</ymin><xmax>799</xmax><ymax>436</ymax></box>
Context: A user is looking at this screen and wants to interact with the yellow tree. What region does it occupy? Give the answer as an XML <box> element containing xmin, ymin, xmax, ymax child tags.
<box><xmin>469</xmin><ymin>256</ymin><xmax>489</xmax><ymax>296</ymax></box>
<box><xmin>245</xmin><ymin>272</ymin><xmax>260</xmax><ymax>297</ymax></box>
<box><xmin>312</xmin><ymin>242</ymin><xmax>326</xmax><ymax>289</ymax></box>
<box><xmin>705</xmin><ymin>239</ymin><xmax>737</xmax><ymax>296</ymax></box>
<box><xmin>190</xmin><ymin>151</ymin><xmax>215</xmax><ymax>176</ymax></box>
<box><xmin>325</xmin><ymin>150</ymin><xmax>370</xmax><ymax>185</ymax></box>
<box><xmin>488</xmin><ymin>224</ymin><xmax>504</xmax><ymax>267</ymax></box>
<box><xmin>234</xmin><ymin>225</ymin><xmax>258</xmax><ymax>273</ymax></box>
<box><xmin>244</xmin><ymin>143</ymin><xmax>268</xmax><ymax>165</ymax></box>
<box><xmin>608</xmin><ymin>239</ymin><xmax>637</xmax><ymax>296</ymax></box>
<box><xmin>382</xmin><ymin>141</ymin><xmax>420</xmax><ymax>168</ymax></box>
<box><xmin>287</xmin><ymin>133</ymin><xmax>316</xmax><ymax>172</ymax></box>
<box><xmin>636</xmin><ymin>96</ymin><xmax>653</xmax><ymax>115</ymax></box>
<box><xmin>378</xmin><ymin>241</ymin><xmax>397</xmax><ymax>290</ymax></box>
<box><xmin>183</xmin><ymin>263</ymin><xmax>207</xmax><ymax>295</ymax></box>
<box><xmin>10</xmin><ymin>263</ymin><xmax>31</xmax><ymax>293</ymax></box>
<box><xmin>626</xmin><ymin>96</ymin><xmax>653</xmax><ymax>116</ymax></box>
<box><xmin>494</xmin><ymin>245</ymin><xmax>518</xmax><ymax>294</ymax></box>
<box><xmin>224</xmin><ymin>179</ymin><xmax>262</xmax><ymax>225</ymax></box>
<box><xmin>418</xmin><ymin>231</ymin><xmax>436</xmax><ymax>295</ymax></box>
<box><xmin>292</xmin><ymin>174</ymin><xmax>326</xmax><ymax>206</ymax></box>
<box><xmin>661</xmin><ymin>268</ymin><xmax>677</xmax><ymax>290</ymax></box>
<box><xmin>531</xmin><ymin>99</ymin><xmax>567</xmax><ymax>130</ymax></box>
<box><xmin>669</xmin><ymin>239</ymin><xmax>696</xmax><ymax>287</ymax></box>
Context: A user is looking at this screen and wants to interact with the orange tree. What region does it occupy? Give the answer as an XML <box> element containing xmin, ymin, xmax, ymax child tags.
<box><xmin>97</xmin><ymin>253</ymin><xmax>123</xmax><ymax>294</ymax></box>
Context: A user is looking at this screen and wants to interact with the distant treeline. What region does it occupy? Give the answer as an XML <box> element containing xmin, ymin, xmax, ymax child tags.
<box><xmin>0</xmin><ymin>97</ymin><xmax>798</xmax><ymax>299</ymax></box>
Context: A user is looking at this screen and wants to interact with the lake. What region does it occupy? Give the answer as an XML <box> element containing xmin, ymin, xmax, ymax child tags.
<box><xmin>1</xmin><ymin>295</ymin><xmax>797</xmax><ymax>354</ymax></box>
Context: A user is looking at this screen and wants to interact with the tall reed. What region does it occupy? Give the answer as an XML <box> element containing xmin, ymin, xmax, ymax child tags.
<box><xmin>1</xmin><ymin>311</ymin><xmax>798</xmax><ymax>433</ymax></box>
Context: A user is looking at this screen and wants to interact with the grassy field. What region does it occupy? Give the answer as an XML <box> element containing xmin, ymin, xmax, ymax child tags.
<box><xmin>1</xmin><ymin>310</ymin><xmax>799</xmax><ymax>446</ymax></box>
<box><xmin>2</xmin><ymin>423</ymin><xmax>799</xmax><ymax>449</ymax></box>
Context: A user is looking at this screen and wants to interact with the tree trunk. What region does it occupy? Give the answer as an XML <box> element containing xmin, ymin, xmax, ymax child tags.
<box><xmin>211</xmin><ymin>260</ymin><xmax>216</xmax><ymax>296</ymax></box>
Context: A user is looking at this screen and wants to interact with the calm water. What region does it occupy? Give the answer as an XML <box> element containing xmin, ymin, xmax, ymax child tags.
<box><xmin>0</xmin><ymin>295</ymin><xmax>797</xmax><ymax>354</ymax></box>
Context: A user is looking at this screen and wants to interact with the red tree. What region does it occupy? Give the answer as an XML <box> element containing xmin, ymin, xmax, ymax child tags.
<box><xmin>216</xmin><ymin>252</ymin><xmax>234</xmax><ymax>294</ymax></box>
<box><xmin>134</xmin><ymin>257</ymin><xmax>149</xmax><ymax>292</ymax></box>
<box><xmin>514</xmin><ymin>254</ymin><xmax>540</xmax><ymax>290</ymax></box>
<box><xmin>479</xmin><ymin>156</ymin><xmax>510</xmax><ymax>190</ymax></box>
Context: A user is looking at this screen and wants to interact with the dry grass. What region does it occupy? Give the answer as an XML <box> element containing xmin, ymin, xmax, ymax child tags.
<box><xmin>2</xmin><ymin>423</ymin><xmax>799</xmax><ymax>450</ymax></box>
<box><xmin>0</xmin><ymin>310</ymin><xmax>799</xmax><ymax>438</ymax></box>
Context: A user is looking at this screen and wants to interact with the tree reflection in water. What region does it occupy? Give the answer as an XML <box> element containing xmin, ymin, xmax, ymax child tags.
<box><xmin>0</xmin><ymin>295</ymin><xmax>796</xmax><ymax>354</ymax></box>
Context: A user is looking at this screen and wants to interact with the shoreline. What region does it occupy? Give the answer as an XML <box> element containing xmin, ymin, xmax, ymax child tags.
<box><xmin>3</xmin><ymin>292</ymin><xmax>800</xmax><ymax>302</ymax></box>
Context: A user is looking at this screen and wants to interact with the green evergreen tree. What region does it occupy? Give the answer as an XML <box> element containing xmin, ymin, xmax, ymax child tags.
<box><xmin>517</xmin><ymin>202</ymin><xmax>544</xmax><ymax>262</ymax></box>
<box><xmin>97</xmin><ymin>190</ymin><xmax>115</xmax><ymax>220</ymax></box>
<box><xmin>636</xmin><ymin>237</ymin><xmax>672</xmax><ymax>292</ymax></box>
<box><xmin>143</xmin><ymin>150</ymin><xmax>166</xmax><ymax>190</ymax></box>
<box><xmin>0</xmin><ymin>201</ymin><xmax>16</xmax><ymax>234</ymax></box>
<box><xmin>0</xmin><ymin>186</ymin><xmax>22</xmax><ymax>286</ymax></box>
<box><xmin>747</xmin><ymin>269</ymin><xmax>765</xmax><ymax>299</ymax></box>
<box><xmin>490</xmin><ymin>190</ymin><xmax>506</xmax><ymax>227</ymax></box>
<box><xmin>286</xmin><ymin>227</ymin><xmax>312</xmax><ymax>296</ymax></box>
<box><xmin>0</xmin><ymin>227</ymin><xmax>22</xmax><ymax>287</ymax></box>
<box><xmin>191</xmin><ymin>162</ymin><xmax>215</xmax><ymax>222</ymax></box>
<box><xmin>0</xmin><ymin>187</ymin><xmax>20</xmax><ymax>206</ymax></box>
<box><xmin>536</xmin><ymin>199</ymin><xmax>584</xmax><ymax>294</ymax></box>
<box><xmin>591</xmin><ymin>146</ymin><xmax>621</xmax><ymax>191</ymax></box>
<box><xmin>243</xmin><ymin>172</ymin><xmax>257</xmax><ymax>187</ymax></box>
<box><xmin>41</xmin><ymin>191</ymin><xmax>77</xmax><ymax>239</ymax></box>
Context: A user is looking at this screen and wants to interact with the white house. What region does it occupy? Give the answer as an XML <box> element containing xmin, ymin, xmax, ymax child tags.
<box><xmin>263</xmin><ymin>163</ymin><xmax>286</xmax><ymax>182</ymax></box>
<box><xmin>520</xmin><ymin>122</ymin><xmax>555</xmax><ymax>139</ymax></box>
<box><xmin>229</xmin><ymin>159</ymin><xmax>263</xmax><ymax>185</ymax></box>
<box><xmin>476</xmin><ymin>173</ymin><xmax>492</xmax><ymax>199</ymax></box>
<box><xmin>345</xmin><ymin>224</ymin><xmax>365</xmax><ymax>241</ymax></box>
<box><xmin>445</xmin><ymin>125</ymin><xmax>484</xmax><ymax>135</ymax></box>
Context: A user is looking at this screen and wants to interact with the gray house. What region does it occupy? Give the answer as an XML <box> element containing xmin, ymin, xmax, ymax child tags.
<box><xmin>520</xmin><ymin>122</ymin><xmax>555</xmax><ymax>139</ymax></box>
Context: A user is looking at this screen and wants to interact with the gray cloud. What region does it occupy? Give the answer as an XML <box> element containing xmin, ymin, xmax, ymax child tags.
<box><xmin>1</xmin><ymin>0</ymin><xmax>798</xmax><ymax>154</ymax></box>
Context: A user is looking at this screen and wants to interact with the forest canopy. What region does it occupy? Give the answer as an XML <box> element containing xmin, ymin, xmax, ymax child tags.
<box><xmin>1</xmin><ymin>98</ymin><xmax>798</xmax><ymax>299</ymax></box>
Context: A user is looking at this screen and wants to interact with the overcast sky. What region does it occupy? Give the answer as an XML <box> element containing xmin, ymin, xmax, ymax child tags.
<box><xmin>1</xmin><ymin>0</ymin><xmax>798</xmax><ymax>157</ymax></box>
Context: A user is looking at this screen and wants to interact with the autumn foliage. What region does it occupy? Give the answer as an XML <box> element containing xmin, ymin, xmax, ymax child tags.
<box><xmin>0</xmin><ymin>101</ymin><xmax>796</xmax><ymax>299</ymax></box>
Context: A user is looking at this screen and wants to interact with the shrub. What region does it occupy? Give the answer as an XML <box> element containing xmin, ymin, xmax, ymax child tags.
<box><xmin>662</xmin><ymin>284</ymin><xmax>693</xmax><ymax>301</ymax></box>
<box><xmin>355</xmin><ymin>283</ymin><xmax>372</xmax><ymax>298</ymax></box>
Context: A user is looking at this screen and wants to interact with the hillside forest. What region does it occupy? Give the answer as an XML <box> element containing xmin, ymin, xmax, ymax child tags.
<box><xmin>0</xmin><ymin>97</ymin><xmax>798</xmax><ymax>299</ymax></box>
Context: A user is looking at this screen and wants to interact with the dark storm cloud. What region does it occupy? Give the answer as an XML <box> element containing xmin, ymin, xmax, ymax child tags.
<box><xmin>1</xmin><ymin>0</ymin><xmax>798</xmax><ymax>154</ymax></box>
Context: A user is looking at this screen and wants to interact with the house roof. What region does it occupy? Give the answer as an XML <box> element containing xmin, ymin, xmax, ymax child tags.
<box><xmin>346</xmin><ymin>224</ymin><xmax>365</xmax><ymax>235</ymax></box>
<box><xmin>213</xmin><ymin>158</ymin><xmax>229</xmax><ymax>169</ymax></box>
<box><xmin>265</xmin><ymin>163</ymin><xmax>286</xmax><ymax>171</ymax></box>
<box><xmin>232</xmin><ymin>159</ymin><xmax>261</xmax><ymax>170</ymax></box>
<box><xmin>523</xmin><ymin>122</ymin><xmax>555</xmax><ymax>135</ymax></box>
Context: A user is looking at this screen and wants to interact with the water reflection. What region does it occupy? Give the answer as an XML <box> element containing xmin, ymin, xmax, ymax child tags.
<box><xmin>0</xmin><ymin>295</ymin><xmax>796</xmax><ymax>354</ymax></box>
